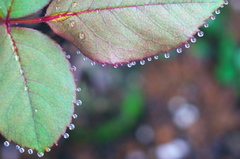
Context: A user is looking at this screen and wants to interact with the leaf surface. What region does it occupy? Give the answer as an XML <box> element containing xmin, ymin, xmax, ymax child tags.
<box><xmin>46</xmin><ymin>0</ymin><xmax>225</xmax><ymax>65</ymax></box>
<box><xmin>0</xmin><ymin>25</ymin><xmax>75</xmax><ymax>152</ymax></box>
<box><xmin>0</xmin><ymin>0</ymin><xmax>50</xmax><ymax>18</ymax></box>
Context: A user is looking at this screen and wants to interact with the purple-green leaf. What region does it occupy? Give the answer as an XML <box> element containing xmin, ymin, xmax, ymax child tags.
<box><xmin>0</xmin><ymin>0</ymin><xmax>51</xmax><ymax>18</ymax></box>
<box><xmin>0</xmin><ymin>25</ymin><xmax>76</xmax><ymax>152</ymax></box>
<box><xmin>46</xmin><ymin>0</ymin><xmax>225</xmax><ymax>65</ymax></box>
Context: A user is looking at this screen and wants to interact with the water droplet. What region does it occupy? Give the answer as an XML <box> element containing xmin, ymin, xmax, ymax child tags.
<box><xmin>215</xmin><ymin>9</ymin><xmax>220</xmax><ymax>14</ymax></box>
<box><xmin>28</xmin><ymin>149</ymin><xmax>33</xmax><ymax>154</ymax></box>
<box><xmin>204</xmin><ymin>23</ymin><xmax>209</xmax><ymax>28</ymax></box>
<box><xmin>176</xmin><ymin>48</ymin><xmax>182</xmax><ymax>53</ymax></box>
<box><xmin>20</xmin><ymin>69</ymin><xmax>24</xmax><ymax>75</ymax></box>
<box><xmin>72</xmin><ymin>2</ymin><xmax>77</xmax><ymax>7</ymax></box>
<box><xmin>197</xmin><ymin>31</ymin><xmax>204</xmax><ymax>37</ymax></box>
<box><xmin>35</xmin><ymin>109</ymin><xmax>38</xmax><ymax>112</ymax></box>
<box><xmin>191</xmin><ymin>37</ymin><xmax>197</xmax><ymax>43</ymax></box>
<box><xmin>154</xmin><ymin>55</ymin><xmax>159</xmax><ymax>60</ymax></box>
<box><xmin>56</xmin><ymin>6</ymin><xmax>60</xmax><ymax>10</ymax></box>
<box><xmin>76</xmin><ymin>50</ymin><xmax>81</xmax><ymax>54</ymax></box>
<box><xmin>127</xmin><ymin>63</ymin><xmax>132</xmax><ymax>68</ymax></box>
<box><xmin>79</xmin><ymin>31</ymin><xmax>85</xmax><ymax>40</ymax></box>
<box><xmin>211</xmin><ymin>15</ymin><xmax>216</xmax><ymax>20</ymax></box>
<box><xmin>16</xmin><ymin>145</ymin><xmax>20</xmax><ymax>150</ymax></box>
<box><xmin>15</xmin><ymin>55</ymin><xmax>20</xmax><ymax>61</ymax></box>
<box><xmin>76</xmin><ymin>87</ymin><xmax>81</xmax><ymax>92</ymax></box>
<box><xmin>37</xmin><ymin>152</ymin><xmax>44</xmax><ymax>157</ymax></box>
<box><xmin>70</xmin><ymin>66</ymin><xmax>77</xmax><ymax>72</ymax></box>
<box><xmin>224</xmin><ymin>0</ymin><xmax>228</xmax><ymax>5</ymax></box>
<box><xmin>24</xmin><ymin>87</ymin><xmax>28</xmax><ymax>91</ymax></box>
<box><xmin>66</xmin><ymin>54</ymin><xmax>71</xmax><ymax>59</ymax></box>
<box><xmin>164</xmin><ymin>53</ymin><xmax>170</xmax><ymax>58</ymax></box>
<box><xmin>102</xmin><ymin>64</ymin><xmax>106</xmax><ymax>67</ymax></box>
<box><xmin>185</xmin><ymin>43</ymin><xmax>190</xmax><ymax>48</ymax></box>
<box><xmin>83</xmin><ymin>57</ymin><xmax>88</xmax><ymax>61</ymax></box>
<box><xmin>64</xmin><ymin>133</ymin><xmax>69</xmax><ymax>139</ymax></box>
<box><xmin>91</xmin><ymin>61</ymin><xmax>96</xmax><ymax>66</ymax></box>
<box><xmin>45</xmin><ymin>148</ymin><xmax>51</xmax><ymax>152</ymax></box>
<box><xmin>72</xmin><ymin>114</ymin><xmax>78</xmax><ymax>119</ymax></box>
<box><xmin>69</xmin><ymin>21</ymin><xmax>75</xmax><ymax>28</ymax></box>
<box><xmin>4</xmin><ymin>141</ymin><xmax>10</xmax><ymax>147</ymax></box>
<box><xmin>114</xmin><ymin>64</ymin><xmax>118</xmax><ymax>68</ymax></box>
<box><xmin>19</xmin><ymin>148</ymin><xmax>25</xmax><ymax>153</ymax></box>
<box><xmin>76</xmin><ymin>100</ymin><xmax>82</xmax><ymax>106</ymax></box>
<box><xmin>147</xmin><ymin>57</ymin><xmax>152</xmax><ymax>61</ymax></box>
<box><xmin>131</xmin><ymin>61</ymin><xmax>136</xmax><ymax>66</ymax></box>
<box><xmin>69</xmin><ymin>124</ymin><xmax>75</xmax><ymax>130</ymax></box>
<box><xmin>140</xmin><ymin>60</ymin><xmax>145</xmax><ymax>65</ymax></box>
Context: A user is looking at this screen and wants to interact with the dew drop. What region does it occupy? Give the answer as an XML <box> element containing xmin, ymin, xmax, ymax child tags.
<box><xmin>72</xmin><ymin>2</ymin><xmax>77</xmax><ymax>7</ymax></box>
<box><xmin>37</xmin><ymin>152</ymin><xmax>44</xmax><ymax>157</ymax></box>
<box><xmin>79</xmin><ymin>31</ymin><xmax>85</xmax><ymax>40</ymax></box>
<box><xmin>191</xmin><ymin>37</ymin><xmax>197</xmax><ymax>43</ymax></box>
<box><xmin>204</xmin><ymin>23</ymin><xmax>209</xmax><ymax>28</ymax></box>
<box><xmin>70</xmin><ymin>66</ymin><xmax>77</xmax><ymax>72</ymax></box>
<box><xmin>91</xmin><ymin>61</ymin><xmax>96</xmax><ymax>66</ymax></box>
<box><xmin>24</xmin><ymin>87</ymin><xmax>28</xmax><ymax>91</ymax></box>
<box><xmin>164</xmin><ymin>53</ymin><xmax>170</xmax><ymax>58</ymax></box>
<box><xmin>83</xmin><ymin>57</ymin><xmax>88</xmax><ymax>61</ymax></box>
<box><xmin>147</xmin><ymin>57</ymin><xmax>152</xmax><ymax>61</ymax></box>
<box><xmin>64</xmin><ymin>133</ymin><xmax>69</xmax><ymax>139</ymax></box>
<box><xmin>76</xmin><ymin>100</ymin><xmax>82</xmax><ymax>106</ymax></box>
<box><xmin>102</xmin><ymin>64</ymin><xmax>106</xmax><ymax>67</ymax></box>
<box><xmin>69</xmin><ymin>124</ymin><xmax>75</xmax><ymax>130</ymax></box>
<box><xmin>66</xmin><ymin>54</ymin><xmax>71</xmax><ymax>59</ymax></box>
<box><xmin>127</xmin><ymin>63</ymin><xmax>133</xmax><ymax>68</ymax></box>
<box><xmin>224</xmin><ymin>0</ymin><xmax>228</xmax><ymax>5</ymax></box>
<box><xmin>4</xmin><ymin>141</ymin><xmax>10</xmax><ymax>147</ymax></box>
<box><xmin>114</xmin><ymin>64</ymin><xmax>118</xmax><ymax>68</ymax></box>
<box><xmin>197</xmin><ymin>31</ymin><xmax>204</xmax><ymax>37</ymax></box>
<box><xmin>185</xmin><ymin>43</ymin><xmax>190</xmax><ymax>48</ymax></box>
<box><xmin>215</xmin><ymin>9</ymin><xmax>220</xmax><ymax>14</ymax></box>
<box><xmin>35</xmin><ymin>109</ymin><xmax>38</xmax><ymax>113</ymax></box>
<box><xmin>15</xmin><ymin>55</ymin><xmax>20</xmax><ymax>61</ymax></box>
<box><xmin>45</xmin><ymin>148</ymin><xmax>51</xmax><ymax>152</ymax></box>
<box><xmin>20</xmin><ymin>69</ymin><xmax>24</xmax><ymax>75</ymax></box>
<box><xmin>28</xmin><ymin>149</ymin><xmax>33</xmax><ymax>154</ymax></box>
<box><xmin>76</xmin><ymin>87</ymin><xmax>81</xmax><ymax>92</ymax></box>
<box><xmin>69</xmin><ymin>21</ymin><xmax>75</xmax><ymax>28</ymax></box>
<box><xmin>72</xmin><ymin>114</ymin><xmax>78</xmax><ymax>119</ymax></box>
<box><xmin>19</xmin><ymin>148</ymin><xmax>25</xmax><ymax>153</ymax></box>
<box><xmin>176</xmin><ymin>48</ymin><xmax>182</xmax><ymax>53</ymax></box>
<box><xmin>131</xmin><ymin>61</ymin><xmax>136</xmax><ymax>66</ymax></box>
<box><xmin>154</xmin><ymin>55</ymin><xmax>159</xmax><ymax>60</ymax></box>
<box><xmin>211</xmin><ymin>15</ymin><xmax>216</xmax><ymax>20</ymax></box>
<box><xmin>140</xmin><ymin>60</ymin><xmax>145</xmax><ymax>65</ymax></box>
<box><xmin>76</xmin><ymin>50</ymin><xmax>81</xmax><ymax>54</ymax></box>
<box><xmin>16</xmin><ymin>145</ymin><xmax>20</xmax><ymax>150</ymax></box>
<box><xmin>56</xmin><ymin>6</ymin><xmax>60</xmax><ymax>10</ymax></box>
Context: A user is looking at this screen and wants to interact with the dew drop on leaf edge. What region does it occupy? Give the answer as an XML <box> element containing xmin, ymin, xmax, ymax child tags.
<box><xmin>72</xmin><ymin>114</ymin><xmax>78</xmax><ymax>119</ymax></box>
<box><xmin>64</xmin><ymin>133</ymin><xmax>69</xmax><ymax>139</ymax></box>
<box><xmin>164</xmin><ymin>53</ymin><xmax>170</xmax><ymax>58</ymax></box>
<box><xmin>28</xmin><ymin>149</ymin><xmax>33</xmax><ymax>154</ymax></box>
<box><xmin>19</xmin><ymin>148</ymin><xmax>25</xmax><ymax>153</ymax></box>
<box><xmin>4</xmin><ymin>141</ymin><xmax>10</xmax><ymax>147</ymax></box>
<box><xmin>69</xmin><ymin>124</ymin><xmax>75</xmax><ymax>130</ymax></box>
<box><xmin>37</xmin><ymin>152</ymin><xmax>44</xmax><ymax>157</ymax></box>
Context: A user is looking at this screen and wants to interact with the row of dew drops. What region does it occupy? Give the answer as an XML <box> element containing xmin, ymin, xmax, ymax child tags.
<box><xmin>68</xmin><ymin>2</ymin><xmax>228</xmax><ymax>69</ymax></box>
<box><xmin>3</xmin><ymin>1</ymin><xmax>228</xmax><ymax>157</ymax></box>
<box><xmin>3</xmin><ymin>87</ymin><xmax>82</xmax><ymax>157</ymax></box>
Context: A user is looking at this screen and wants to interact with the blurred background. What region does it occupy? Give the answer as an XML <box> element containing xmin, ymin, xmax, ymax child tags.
<box><xmin>1</xmin><ymin>2</ymin><xmax>240</xmax><ymax>159</ymax></box>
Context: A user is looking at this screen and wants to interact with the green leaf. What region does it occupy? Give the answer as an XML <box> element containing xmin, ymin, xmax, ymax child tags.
<box><xmin>46</xmin><ymin>0</ymin><xmax>225</xmax><ymax>65</ymax></box>
<box><xmin>0</xmin><ymin>0</ymin><xmax>50</xmax><ymax>18</ymax></box>
<box><xmin>0</xmin><ymin>25</ymin><xmax>76</xmax><ymax>152</ymax></box>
